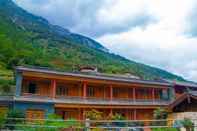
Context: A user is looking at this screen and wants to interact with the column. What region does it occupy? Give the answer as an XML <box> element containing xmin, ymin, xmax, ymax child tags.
<box><xmin>152</xmin><ymin>88</ymin><xmax>155</xmax><ymax>102</ymax></box>
<box><xmin>133</xmin><ymin>87</ymin><xmax>136</xmax><ymax>101</ymax></box>
<box><xmin>78</xmin><ymin>108</ymin><xmax>81</xmax><ymax>120</ymax></box>
<box><xmin>110</xmin><ymin>85</ymin><xmax>113</xmax><ymax>100</ymax></box>
<box><xmin>15</xmin><ymin>71</ymin><xmax>23</xmax><ymax>97</ymax></box>
<box><xmin>133</xmin><ymin>109</ymin><xmax>137</xmax><ymax>120</ymax></box>
<box><xmin>51</xmin><ymin>79</ymin><xmax>56</xmax><ymax>98</ymax></box>
<box><xmin>83</xmin><ymin>82</ymin><xmax>87</xmax><ymax>99</ymax></box>
<box><xmin>110</xmin><ymin>108</ymin><xmax>113</xmax><ymax>116</ymax></box>
<box><xmin>82</xmin><ymin>108</ymin><xmax>86</xmax><ymax>120</ymax></box>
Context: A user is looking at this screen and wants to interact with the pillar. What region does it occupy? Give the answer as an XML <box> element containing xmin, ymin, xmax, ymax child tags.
<box><xmin>133</xmin><ymin>87</ymin><xmax>136</xmax><ymax>101</ymax></box>
<box><xmin>133</xmin><ymin>109</ymin><xmax>137</xmax><ymax>120</ymax></box>
<box><xmin>15</xmin><ymin>71</ymin><xmax>22</xmax><ymax>97</ymax></box>
<box><xmin>51</xmin><ymin>79</ymin><xmax>56</xmax><ymax>98</ymax></box>
<box><xmin>83</xmin><ymin>82</ymin><xmax>87</xmax><ymax>99</ymax></box>
<box><xmin>78</xmin><ymin>108</ymin><xmax>81</xmax><ymax>120</ymax></box>
<box><xmin>110</xmin><ymin>108</ymin><xmax>113</xmax><ymax>116</ymax></box>
<box><xmin>82</xmin><ymin>108</ymin><xmax>86</xmax><ymax>120</ymax></box>
<box><xmin>152</xmin><ymin>88</ymin><xmax>155</xmax><ymax>101</ymax></box>
<box><xmin>110</xmin><ymin>85</ymin><xmax>113</xmax><ymax>100</ymax></box>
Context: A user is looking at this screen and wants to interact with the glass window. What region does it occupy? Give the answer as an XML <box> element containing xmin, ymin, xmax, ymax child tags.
<box><xmin>87</xmin><ymin>87</ymin><xmax>95</xmax><ymax>97</ymax></box>
<box><xmin>56</xmin><ymin>86</ymin><xmax>68</xmax><ymax>96</ymax></box>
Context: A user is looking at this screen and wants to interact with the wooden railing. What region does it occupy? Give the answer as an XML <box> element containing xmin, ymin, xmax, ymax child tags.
<box><xmin>19</xmin><ymin>94</ymin><xmax>170</xmax><ymax>105</ymax></box>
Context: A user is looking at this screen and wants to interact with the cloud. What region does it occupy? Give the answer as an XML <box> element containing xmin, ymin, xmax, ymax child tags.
<box><xmin>97</xmin><ymin>0</ymin><xmax>197</xmax><ymax>81</ymax></box>
<box><xmin>14</xmin><ymin>0</ymin><xmax>155</xmax><ymax>37</ymax></box>
<box><xmin>185</xmin><ymin>3</ymin><xmax>197</xmax><ymax>37</ymax></box>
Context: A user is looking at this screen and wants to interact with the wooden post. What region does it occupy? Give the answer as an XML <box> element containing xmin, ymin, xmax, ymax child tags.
<box><xmin>152</xmin><ymin>88</ymin><xmax>155</xmax><ymax>102</ymax></box>
<box><xmin>78</xmin><ymin>108</ymin><xmax>81</xmax><ymax>120</ymax></box>
<box><xmin>51</xmin><ymin>79</ymin><xmax>56</xmax><ymax>98</ymax></box>
<box><xmin>133</xmin><ymin>87</ymin><xmax>136</xmax><ymax>101</ymax></box>
<box><xmin>83</xmin><ymin>82</ymin><xmax>87</xmax><ymax>99</ymax></box>
<box><xmin>83</xmin><ymin>108</ymin><xmax>86</xmax><ymax>120</ymax></box>
<box><xmin>133</xmin><ymin>109</ymin><xmax>137</xmax><ymax>120</ymax></box>
<box><xmin>110</xmin><ymin>108</ymin><xmax>113</xmax><ymax>116</ymax></box>
<box><xmin>110</xmin><ymin>85</ymin><xmax>113</xmax><ymax>100</ymax></box>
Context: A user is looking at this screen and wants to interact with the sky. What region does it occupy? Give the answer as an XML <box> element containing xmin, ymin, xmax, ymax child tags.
<box><xmin>14</xmin><ymin>0</ymin><xmax>197</xmax><ymax>81</ymax></box>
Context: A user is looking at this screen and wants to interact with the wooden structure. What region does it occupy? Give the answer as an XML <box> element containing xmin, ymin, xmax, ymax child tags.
<box><xmin>11</xmin><ymin>66</ymin><xmax>176</xmax><ymax>120</ymax></box>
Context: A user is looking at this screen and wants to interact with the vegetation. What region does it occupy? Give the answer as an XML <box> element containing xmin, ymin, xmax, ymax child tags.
<box><xmin>0</xmin><ymin>109</ymin><xmax>81</xmax><ymax>131</ymax></box>
<box><xmin>152</xmin><ymin>127</ymin><xmax>179</xmax><ymax>131</ymax></box>
<box><xmin>85</xmin><ymin>109</ymin><xmax>103</xmax><ymax>120</ymax></box>
<box><xmin>181</xmin><ymin>118</ymin><xmax>194</xmax><ymax>131</ymax></box>
<box><xmin>5</xmin><ymin>109</ymin><xmax>25</xmax><ymax>130</ymax></box>
<box><xmin>151</xmin><ymin>108</ymin><xmax>168</xmax><ymax>126</ymax></box>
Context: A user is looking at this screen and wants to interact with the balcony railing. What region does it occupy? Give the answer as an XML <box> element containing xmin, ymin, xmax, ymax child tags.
<box><xmin>17</xmin><ymin>93</ymin><xmax>171</xmax><ymax>105</ymax></box>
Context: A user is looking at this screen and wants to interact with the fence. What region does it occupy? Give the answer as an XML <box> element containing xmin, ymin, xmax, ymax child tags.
<box><xmin>0</xmin><ymin>118</ymin><xmax>196</xmax><ymax>130</ymax></box>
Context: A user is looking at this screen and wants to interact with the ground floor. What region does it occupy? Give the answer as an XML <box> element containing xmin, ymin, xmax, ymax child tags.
<box><xmin>0</xmin><ymin>101</ymin><xmax>159</xmax><ymax>121</ymax></box>
<box><xmin>55</xmin><ymin>108</ymin><xmax>154</xmax><ymax>120</ymax></box>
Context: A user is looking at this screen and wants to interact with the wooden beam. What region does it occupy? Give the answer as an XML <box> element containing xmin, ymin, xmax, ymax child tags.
<box><xmin>134</xmin><ymin>109</ymin><xmax>137</xmax><ymax>120</ymax></box>
<box><xmin>110</xmin><ymin>85</ymin><xmax>113</xmax><ymax>100</ymax></box>
<box><xmin>152</xmin><ymin>88</ymin><xmax>155</xmax><ymax>101</ymax></box>
<box><xmin>110</xmin><ymin>108</ymin><xmax>113</xmax><ymax>116</ymax></box>
<box><xmin>133</xmin><ymin>87</ymin><xmax>136</xmax><ymax>101</ymax></box>
<box><xmin>55</xmin><ymin>104</ymin><xmax>166</xmax><ymax>109</ymax></box>
<box><xmin>83</xmin><ymin>82</ymin><xmax>87</xmax><ymax>99</ymax></box>
<box><xmin>51</xmin><ymin>79</ymin><xmax>56</xmax><ymax>98</ymax></box>
<box><xmin>23</xmin><ymin>71</ymin><xmax>170</xmax><ymax>89</ymax></box>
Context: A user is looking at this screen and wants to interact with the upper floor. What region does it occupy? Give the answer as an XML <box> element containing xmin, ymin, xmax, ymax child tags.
<box><xmin>15</xmin><ymin>66</ymin><xmax>174</xmax><ymax>106</ymax></box>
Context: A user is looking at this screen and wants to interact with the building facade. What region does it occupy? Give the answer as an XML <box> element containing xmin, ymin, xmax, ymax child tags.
<box><xmin>1</xmin><ymin>66</ymin><xmax>197</xmax><ymax>121</ymax></box>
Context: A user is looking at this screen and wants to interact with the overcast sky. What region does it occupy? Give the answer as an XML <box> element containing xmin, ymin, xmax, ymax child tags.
<box><xmin>14</xmin><ymin>0</ymin><xmax>197</xmax><ymax>81</ymax></box>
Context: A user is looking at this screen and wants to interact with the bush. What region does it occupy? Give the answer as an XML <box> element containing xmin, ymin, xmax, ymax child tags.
<box><xmin>0</xmin><ymin>108</ymin><xmax>8</xmax><ymax>129</ymax></box>
<box><xmin>85</xmin><ymin>109</ymin><xmax>103</xmax><ymax>120</ymax></box>
<box><xmin>152</xmin><ymin>108</ymin><xmax>168</xmax><ymax>126</ymax></box>
<box><xmin>5</xmin><ymin>109</ymin><xmax>25</xmax><ymax>130</ymax></box>
<box><xmin>152</xmin><ymin>127</ymin><xmax>179</xmax><ymax>131</ymax></box>
<box><xmin>181</xmin><ymin>118</ymin><xmax>194</xmax><ymax>131</ymax></box>
<box><xmin>18</xmin><ymin>114</ymin><xmax>81</xmax><ymax>131</ymax></box>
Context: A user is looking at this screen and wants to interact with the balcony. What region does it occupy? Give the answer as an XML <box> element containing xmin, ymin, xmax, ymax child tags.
<box><xmin>16</xmin><ymin>94</ymin><xmax>170</xmax><ymax>106</ymax></box>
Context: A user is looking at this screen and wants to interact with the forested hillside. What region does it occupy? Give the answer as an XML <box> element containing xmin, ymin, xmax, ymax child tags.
<box><xmin>0</xmin><ymin>0</ymin><xmax>184</xmax><ymax>94</ymax></box>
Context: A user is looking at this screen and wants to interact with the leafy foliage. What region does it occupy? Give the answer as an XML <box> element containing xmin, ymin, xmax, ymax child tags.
<box><xmin>5</xmin><ymin>109</ymin><xmax>25</xmax><ymax>130</ymax></box>
<box><xmin>153</xmin><ymin>108</ymin><xmax>168</xmax><ymax>120</ymax></box>
<box><xmin>85</xmin><ymin>109</ymin><xmax>103</xmax><ymax>120</ymax></box>
<box><xmin>181</xmin><ymin>118</ymin><xmax>194</xmax><ymax>131</ymax></box>
<box><xmin>151</xmin><ymin>108</ymin><xmax>168</xmax><ymax>127</ymax></box>
<box><xmin>152</xmin><ymin>127</ymin><xmax>179</xmax><ymax>131</ymax></box>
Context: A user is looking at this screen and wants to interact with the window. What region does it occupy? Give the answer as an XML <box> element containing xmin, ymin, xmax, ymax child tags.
<box><xmin>113</xmin><ymin>88</ymin><xmax>119</xmax><ymax>98</ymax></box>
<box><xmin>56</xmin><ymin>86</ymin><xmax>68</xmax><ymax>96</ymax></box>
<box><xmin>87</xmin><ymin>87</ymin><xmax>95</xmax><ymax>97</ymax></box>
<box><xmin>28</xmin><ymin>83</ymin><xmax>37</xmax><ymax>94</ymax></box>
<box><xmin>26</xmin><ymin>109</ymin><xmax>44</xmax><ymax>123</ymax></box>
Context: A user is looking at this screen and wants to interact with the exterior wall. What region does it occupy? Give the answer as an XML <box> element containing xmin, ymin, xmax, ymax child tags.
<box><xmin>169</xmin><ymin>112</ymin><xmax>197</xmax><ymax>131</ymax></box>
<box><xmin>173</xmin><ymin>98</ymin><xmax>197</xmax><ymax>112</ymax></box>
<box><xmin>15</xmin><ymin>71</ymin><xmax>22</xmax><ymax>97</ymax></box>
<box><xmin>21</xmin><ymin>77</ymin><xmax>170</xmax><ymax>101</ymax></box>
<box><xmin>14</xmin><ymin>68</ymin><xmax>175</xmax><ymax>121</ymax></box>
<box><xmin>55</xmin><ymin>107</ymin><xmax>154</xmax><ymax>121</ymax></box>
<box><xmin>14</xmin><ymin>102</ymin><xmax>54</xmax><ymax>118</ymax></box>
<box><xmin>22</xmin><ymin>78</ymin><xmax>51</xmax><ymax>96</ymax></box>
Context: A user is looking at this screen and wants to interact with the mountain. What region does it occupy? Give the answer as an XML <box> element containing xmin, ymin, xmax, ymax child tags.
<box><xmin>0</xmin><ymin>0</ymin><xmax>184</xmax><ymax>93</ymax></box>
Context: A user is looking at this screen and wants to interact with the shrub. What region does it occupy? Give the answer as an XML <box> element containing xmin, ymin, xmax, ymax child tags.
<box><xmin>85</xmin><ymin>109</ymin><xmax>103</xmax><ymax>120</ymax></box>
<box><xmin>152</xmin><ymin>108</ymin><xmax>168</xmax><ymax>126</ymax></box>
<box><xmin>0</xmin><ymin>108</ymin><xmax>8</xmax><ymax>129</ymax></box>
<box><xmin>5</xmin><ymin>109</ymin><xmax>25</xmax><ymax>130</ymax></box>
<box><xmin>181</xmin><ymin>118</ymin><xmax>194</xmax><ymax>131</ymax></box>
<box><xmin>152</xmin><ymin>127</ymin><xmax>179</xmax><ymax>131</ymax></box>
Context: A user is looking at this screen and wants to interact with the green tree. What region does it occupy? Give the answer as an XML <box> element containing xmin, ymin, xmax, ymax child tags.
<box><xmin>5</xmin><ymin>109</ymin><xmax>25</xmax><ymax>130</ymax></box>
<box><xmin>181</xmin><ymin>118</ymin><xmax>194</xmax><ymax>131</ymax></box>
